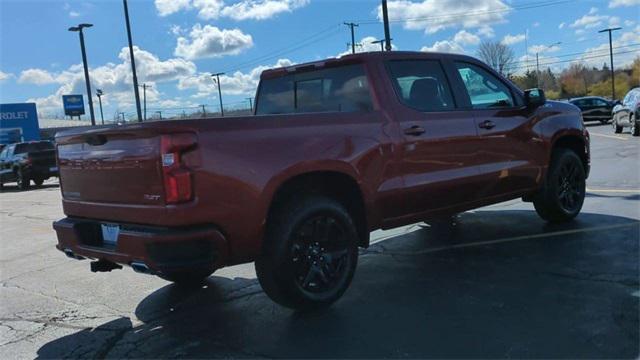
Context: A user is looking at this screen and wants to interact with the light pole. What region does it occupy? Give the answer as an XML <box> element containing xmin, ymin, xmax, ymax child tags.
<box><xmin>68</xmin><ymin>23</ymin><xmax>96</xmax><ymax>126</ymax></box>
<box><xmin>536</xmin><ymin>41</ymin><xmax>561</xmax><ymax>89</ymax></box>
<box><xmin>211</xmin><ymin>72</ymin><xmax>225</xmax><ymax>117</ymax></box>
<box><xmin>96</xmin><ymin>89</ymin><xmax>104</xmax><ymax>125</ymax></box>
<box><xmin>123</xmin><ymin>0</ymin><xmax>143</xmax><ymax>122</ymax></box>
<box><xmin>138</xmin><ymin>83</ymin><xmax>151</xmax><ymax>121</ymax></box>
<box><xmin>372</xmin><ymin>39</ymin><xmax>385</xmax><ymax>52</ymax></box>
<box><xmin>599</xmin><ymin>27</ymin><xmax>622</xmax><ymax>100</ymax></box>
<box><xmin>246</xmin><ymin>97</ymin><xmax>253</xmax><ymax>112</ymax></box>
<box><xmin>381</xmin><ymin>0</ymin><xmax>392</xmax><ymax>51</ymax></box>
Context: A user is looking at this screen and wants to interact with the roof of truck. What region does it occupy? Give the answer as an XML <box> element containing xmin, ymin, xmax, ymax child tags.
<box><xmin>260</xmin><ymin>50</ymin><xmax>477</xmax><ymax>79</ymax></box>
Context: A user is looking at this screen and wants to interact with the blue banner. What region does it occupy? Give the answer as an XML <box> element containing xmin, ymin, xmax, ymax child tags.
<box><xmin>0</xmin><ymin>103</ymin><xmax>40</xmax><ymax>144</ymax></box>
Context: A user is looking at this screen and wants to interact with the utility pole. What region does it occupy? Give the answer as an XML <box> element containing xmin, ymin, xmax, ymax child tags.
<box><xmin>344</xmin><ymin>22</ymin><xmax>359</xmax><ymax>54</ymax></box>
<box><xmin>200</xmin><ymin>104</ymin><xmax>207</xmax><ymax>116</ymax></box>
<box><xmin>599</xmin><ymin>27</ymin><xmax>622</xmax><ymax>100</ymax></box>
<box><xmin>155</xmin><ymin>111</ymin><xmax>162</xmax><ymax>120</ymax></box>
<box><xmin>68</xmin><ymin>23</ymin><xmax>96</xmax><ymax>126</ymax></box>
<box><xmin>246</xmin><ymin>97</ymin><xmax>253</xmax><ymax>112</ymax></box>
<box><xmin>138</xmin><ymin>83</ymin><xmax>151</xmax><ymax>121</ymax></box>
<box><xmin>119</xmin><ymin>112</ymin><xmax>126</xmax><ymax>122</ymax></box>
<box><xmin>536</xmin><ymin>42</ymin><xmax>561</xmax><ymax>89</ymax></box>
<box><xmin>211</xmin><ymin>72</ymin><xmax>225</xmax><ymax>117</ymax></box>
<box><xmin>381</xmin><ymin>0</ymin><xmax>392</xmax><ymax>51</ymax></box>
<box><xmin>123</xmin><ymin>0</ymin><xmax>143</xmax><ymax>122</ymax></box>
<box><xmin>96</xmin><ymin>89</ymin><xmax>104</xmax><ymax>125</ymax></box>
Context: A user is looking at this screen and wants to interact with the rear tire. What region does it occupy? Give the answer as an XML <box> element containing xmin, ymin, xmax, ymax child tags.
<box><xmin>631</xmin><ymin>114</ymin><xmax>639</xmax><ymax>136</ymax></box>
<box><xmin>33</xmin><ymin>177</ymin><xmax>44</xmax><ymax>186</ymax></box>
<box><xmin>256</xmin><ymin>195</ymin><xmax>358</xmax><ymax>310</ymax></box>
<box><xmin>533</xmin><ymin>149</ymin><xmax>586</xmax><ymax>223</ymax></box>
<box><xmin>16</xmin><ymin>170</ymin><xmax>29</xmax><ymax>190</ymax></box>
<box><xmin>613</xmin><ymin>117</ymin><xmax>623</xmax><ymax>133</ymax></box>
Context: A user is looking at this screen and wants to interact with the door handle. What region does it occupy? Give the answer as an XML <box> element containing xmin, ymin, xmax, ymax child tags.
<box><xmin>479</xmin><ymin>120</ymin><xmax>496</xmax><ymax>130</ymax></box>
<box><xmin>404</xmin><ymin>125</ymin><xmax>426</xmax><ymax>136</ymax></box>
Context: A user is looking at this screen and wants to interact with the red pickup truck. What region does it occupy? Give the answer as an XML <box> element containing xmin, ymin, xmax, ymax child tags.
<box><xmin>54</xmin><ymin>51</ymin><xmax>589</xmax><ymax>309</ymax></box>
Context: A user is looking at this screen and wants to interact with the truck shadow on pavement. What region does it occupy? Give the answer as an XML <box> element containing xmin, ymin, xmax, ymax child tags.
<box><xmin>0</xmin><ymin>184</ymin><xmax>59</xmax><ymax>193</ymax></box>
<box><xmin>36</xmin><ymin>210</ymin><xmax>639</xmax><ymax>359</ymax></box>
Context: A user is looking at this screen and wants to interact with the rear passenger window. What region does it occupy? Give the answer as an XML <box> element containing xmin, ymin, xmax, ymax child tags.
<box><xmin>387</xmin><ymin>60</ymin><xmax>455</xmax><ymax>112</ymax></box>
<box><xmin>256</xmin><ymin>64</ymin><xmax>372</xmax><ymax>115</ymax></box>
<box><xmin>455</xmin><ymin>62</ymin><xmax>515</xmax><ymax>109</ymax></box>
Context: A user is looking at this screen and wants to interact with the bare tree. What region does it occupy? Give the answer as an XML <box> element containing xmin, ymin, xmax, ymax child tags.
<box><xmin>476</xmin><ymin>40</ymin><xmax>515</xmax><ymax>75</ymax></box>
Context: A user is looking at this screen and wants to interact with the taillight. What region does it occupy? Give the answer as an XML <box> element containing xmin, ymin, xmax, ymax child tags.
<box><xmin>160</xmin><ymin>134</ymin><xmax>196</xmax><ymax>204</ymax></box>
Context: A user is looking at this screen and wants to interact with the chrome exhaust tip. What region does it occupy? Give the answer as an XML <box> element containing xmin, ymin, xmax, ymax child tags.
<box><xmin>131</xmin><ymin>261</ymin><xmax>153</xmax><ymax>275</ymax></box>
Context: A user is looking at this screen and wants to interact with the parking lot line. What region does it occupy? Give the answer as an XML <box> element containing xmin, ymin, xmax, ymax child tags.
<box><xmin>371</xmin><ymin>222</ymin><xmax>639</xmax><ymax>256</ymax></box>
<box><xmin>587</xmin><ymin>187</ymin><xmax>640</xmax><ymax>193</ymax></box>
<box><xmin>590</xmin><ymin>132</ymin><xmax>629</xmax><ymax>141</ymax></box>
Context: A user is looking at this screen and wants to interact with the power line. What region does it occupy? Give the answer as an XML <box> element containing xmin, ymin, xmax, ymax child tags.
<box><xmin>510</xmin><ymin>43</ymin><xmax>640</xmax><ymax>66</ymax></box>
<box><xmin>508</xmin><ymin>49</ymin><xmax>639</xmax><ymax>71</ymax></box>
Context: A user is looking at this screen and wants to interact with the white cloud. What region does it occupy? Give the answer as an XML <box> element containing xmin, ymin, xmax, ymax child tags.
<box><xmin>453</xmin><ymin>30</ymin><xmax>480</xmax><ymax>45</ymax></box>
<box><xmin>192</xmin><ymin>0</ymin><xmax>225</xmax><ymax>19</ymax></box>
<box><xmin>501</xmin><ymin>33</ymin><xmax>525</xmax><ymax>46</ymax></box>
<box><xmin>18</xmin><ymin>69</ymin><xmax>57</xmax><ymax>85</ymax></box>
<box><xmin>155</xmin><ymin>0</ymin><xmax>309</xmax><ymax>20</ymax></box>
<box><xmin>624</xmin><ymin>19</ymin><xmax>635</xmax><ymax>27</ymax></box>
<box><xmin>421</xmin><ymin>40</ymin><xmax>465</xmax><ymax>54</ymax></box>
<box><xmin>528</xmin><ymin>44</ymin><xmax>561</xmax><ymax>55</ymax></box>
<box><xmin>25</xmin><ymin>47</ymin><xmax>197</xmax><ymax>114</ymax></box>
<box><xmin>570</xmin><ymin>13</ymin><xmax>606</xmax><ymax>29</ymax></box>
<box><xmin>608</xmin><ymin>16</ymin><xmax>621</xmax><ymax>27</ymax></box>
<box><xmin>609</xmin><ymin>0</ymin><xmax>640</xmax><ymax>8</ymax></box>
<box><xmin>0</xmin><ymin>71</ymin><xmax>13</xmax><ymax>82</ymax></box>
<box><xmin>477</xmin><ymin>26</ymin><xmax>495</xmax><ymax>38</ymax></box>
<box><xmin>532</xmin><ymin>21</ymin><xmax>540</xmax><ymax>27</ymax></box>
<box><xmin>178</xmin><ymin>58</ymin><xmax>294</xmax><ymax>96</ymax></box>
<box><xmin>558</xmin><ymin>22</ymin><xmax>565</xmax><ymax>29</ymax></box>
<box><xmin>379</xmin><ymin>0</ymin><xmax>510</xmax><ymax>34</ymax></box>
<box><xmin>155</xmin><ymin>0</ymin><xmax>191</xmax><ymax>16</ymax></box>
<box><xmin>220</xmin><ymin>0</ymin><xmax>310</xmax><ymax>21</ymax></box>
<box><xmin>69</xmin><ymin>11</ymin><xmax>80</xmax><ymax>17</ymax></box>
<box><xmin>174</xmin><ymin>24</ymin><xmax>253</xmax><ymax>60</ymax></box>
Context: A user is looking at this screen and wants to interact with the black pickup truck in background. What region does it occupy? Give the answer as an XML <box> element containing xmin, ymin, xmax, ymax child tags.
<box><xmin>0</xmin><ymin>141</ymin><xmax>58</xmax><ymax>190</ymax></box>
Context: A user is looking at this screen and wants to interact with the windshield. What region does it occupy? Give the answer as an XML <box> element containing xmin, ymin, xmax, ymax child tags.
<box><xmin>14</xmin><ymin>141</ymin><xmax>54</xmax><ymax>154</ymax></box>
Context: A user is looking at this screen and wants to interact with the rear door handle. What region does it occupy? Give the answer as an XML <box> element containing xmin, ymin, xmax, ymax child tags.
<box><xmin>479</xmin><ymin>120</ymin><xmax>496</xmax><ymax>130</ymax></box>
<box><xmin>404</xmin><ymin>125</ymin><xmax>426</xmax><ymax>136</ymax></box>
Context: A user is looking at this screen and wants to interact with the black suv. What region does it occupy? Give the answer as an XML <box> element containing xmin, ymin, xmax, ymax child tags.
<box><xmin>569</xmin><ymin>96</ymin><xmax>617</xmax><ymax>124</ymax></box>
<box><xmin>0</xmin><ymin>141</ymin><xmax>58</xmax><ymax>190</ymax></box>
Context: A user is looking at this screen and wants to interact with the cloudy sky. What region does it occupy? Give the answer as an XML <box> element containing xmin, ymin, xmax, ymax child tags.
<box><xmin>0</xmin><ymin>0</ymin><xmax>639</xmax><ymax>120</ymax></box>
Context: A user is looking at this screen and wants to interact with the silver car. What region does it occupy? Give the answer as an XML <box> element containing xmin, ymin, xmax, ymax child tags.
<box><xmin>612</xmin><ymin>87</ymin><xmax>640</xmax><ymax>136</ymax></box>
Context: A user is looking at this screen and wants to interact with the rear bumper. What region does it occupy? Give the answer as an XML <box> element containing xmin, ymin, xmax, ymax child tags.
<box><xmin>53</xmin><ymin>217</ymin><xmax>228</xmax><ymax>275</ymax></box>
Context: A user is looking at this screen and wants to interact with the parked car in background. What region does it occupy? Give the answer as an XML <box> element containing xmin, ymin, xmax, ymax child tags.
<box><xmin>569</xmin><ymin>96</ymin><xmax>617</xmax><ymax>124</ymax></box>
<box><xmin>53</xmin><ymin>51</ymin><xmax>590</xmax><ymax>310</ymax></box>
<box><xmin>612</xmin><ymin>87</ymin><xmax>640</xmax><ymax>136</ymax></box>
<box><xmin>0</xmin><ymin>140</ymin><xmax>58</xmax><ymax>190</ymax></box>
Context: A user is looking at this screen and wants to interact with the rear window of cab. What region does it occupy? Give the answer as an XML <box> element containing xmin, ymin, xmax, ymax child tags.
<box><xmin>255</xmin><ymin>64</ymin><xmax>373</xmax><ymax>115</ymax></box>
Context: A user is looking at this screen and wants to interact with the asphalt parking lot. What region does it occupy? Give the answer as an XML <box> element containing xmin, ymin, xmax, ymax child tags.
<box><xmin>1</xmin><ymin>123</ymin><xmax>638</xmax><ymax>359</ymax></box>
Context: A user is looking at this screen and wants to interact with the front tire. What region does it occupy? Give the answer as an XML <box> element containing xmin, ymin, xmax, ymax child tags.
<box><xmin>533</xmin><ymin>149</ymin><xmax>586</xmax><ymax>223</ymax></box>
<box><xmin>613</xmin><ymin>117</ymin><xmax>623</xmax><ymax>133</ymax></box>
<box><xmin>256</xmin><ymin>195</ymin><xmax>359</xmax><ymax>310</ymax></box>
<box><xmin>33</xmin><ymin>177</ymin><xmax>44</xmax><ymax>186</ymax></box>
<box><xmin>16</xmin><ymin>170</ymin><xmax>29</xmax><ymax>190</ymax></box>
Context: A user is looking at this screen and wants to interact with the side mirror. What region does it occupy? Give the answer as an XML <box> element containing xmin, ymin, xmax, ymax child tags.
<box><xmin>524</xmin><ymin>88</ymin><xmax>546</xmax><ymax>108</ymax></box>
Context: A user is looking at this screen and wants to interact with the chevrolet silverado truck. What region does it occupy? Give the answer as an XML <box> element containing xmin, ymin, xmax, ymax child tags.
<box><xmin>0</xmin><ymin>140</ymin><xmax>58</xmax><ymax>190</ymax></box>
<box><xmin>53</xmin><ymin>51</ymin><xmax>590</xmax><ymax>310</ymax></box>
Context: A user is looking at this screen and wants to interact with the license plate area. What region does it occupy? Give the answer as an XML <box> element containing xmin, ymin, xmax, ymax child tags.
<box><xmin>74</xmin><ymin>221</ymin><xmax>119</xmax><ymax>249</ymax></box>
<box><xmin>101</xmin><ymin>224</ymin><xmax>120</xmax><ymax>248</ymax></box>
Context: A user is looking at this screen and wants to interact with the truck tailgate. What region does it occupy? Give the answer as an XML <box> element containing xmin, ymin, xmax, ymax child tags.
<box><xmin>57</xmin><ymin>133</ymin><xmax>165</xmax><ymax>205</ymax></box>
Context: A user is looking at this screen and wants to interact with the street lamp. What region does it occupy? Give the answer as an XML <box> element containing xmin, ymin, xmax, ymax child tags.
<box><xmin>536</xmin><ymin>41</ymin><xmax>561</xmax><ymax>89</ymax></box>
<box><xmin>68</xmin><ymin>23</ymin><xmax>96</xmax><ymax>126</ymax></box>
<box><xmin>211</xmin><ymin>72</ymin><xmax>225</xmax><ymax>117</ymax></box>
<box><xmin>96</xmin><ymin>89</ymin><xmax>104</xmax><ymax>125</ymax></box>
